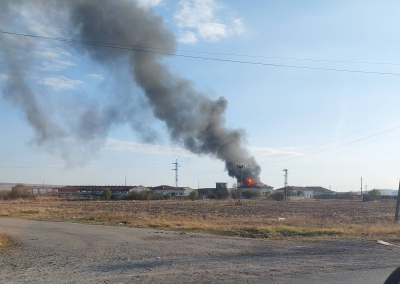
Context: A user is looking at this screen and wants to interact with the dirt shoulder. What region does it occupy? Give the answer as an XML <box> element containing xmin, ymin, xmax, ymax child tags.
<box><xmin>1</xmin><ymin>218</ymin><xmax>399</xmax><ymax>284</ymax></box>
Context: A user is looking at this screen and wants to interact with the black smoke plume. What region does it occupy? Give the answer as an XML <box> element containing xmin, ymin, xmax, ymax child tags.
<box><xmin>0</xmin><ymin>0</ymin><xmax>261</xmax><ymax>182</ymax></box>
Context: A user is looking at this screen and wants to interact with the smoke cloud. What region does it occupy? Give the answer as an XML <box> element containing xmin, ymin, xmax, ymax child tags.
<box><xmin>0</xmin><ymin>0</ymin><xmax>261</xmax><ymax>182</ymax></box>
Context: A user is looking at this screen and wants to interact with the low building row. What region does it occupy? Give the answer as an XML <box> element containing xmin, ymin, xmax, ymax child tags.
<box><xmin>55</xmin><ymin>185</ymin><xmax>194</xmax><ymax>199</ymax></box>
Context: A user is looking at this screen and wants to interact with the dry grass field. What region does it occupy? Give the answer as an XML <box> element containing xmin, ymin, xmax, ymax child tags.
<box><xmin>0</xmin><ymin>233</ymin><xmax>16</xmax><ymax>253</ymax></box>
<box><xmin>1</xmin><ymin>198</ymin><xmax>400</xmax><ymax>242</ymax></box>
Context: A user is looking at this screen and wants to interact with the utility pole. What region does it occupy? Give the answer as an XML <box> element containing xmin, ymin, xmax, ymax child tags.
<box><xmin>125</xmin><ymin>176</ymin><xmax>126</xmax><ymax>186</ymax></box>
<box><xmin>197</xmin><ymin>180</ymin><xmax>199</xmax><ymax>190</ymax></box>
<box><xmin>236</xmin><ymin>165</ymin><xmax>244</xmax><ymax>203</ymax></box>
<box><xmin>395</xmin><ymin>180</ymin><xmax>400</xmax><ymax>222</ymax></box>
<box><xmin>283</xmin><ymin>169</ymin><xmax>288</xmax><ymax>194</ymax></box>
<box><xmin>172</xmin><ymin>159</ymin><xmax>179</xmax><ymax>189</ymax></box>
<box><xmin>361</xmin><ymin>177</ymin><xmax>363</xmax><ymax>196</ymax></box>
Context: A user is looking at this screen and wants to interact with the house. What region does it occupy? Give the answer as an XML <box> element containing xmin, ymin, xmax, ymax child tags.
<box><xmin>150</xmin><ymin>185</ymin><xmax>193</xmax><ymax>197</ymax></box>
<box><xmin>276</xmin><ymin>186</ymin><xmax>334</xmax><ymax>198</ymax></box>
<box><xmin>241</xmin><ymin>182</ymin><xmax>274</xmax><ymax>196</ymax></box>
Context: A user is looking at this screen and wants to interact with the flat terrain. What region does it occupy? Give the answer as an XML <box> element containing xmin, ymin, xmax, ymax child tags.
<box><xmin>1</xmin><ymin>218</ymin><xmax>400</xmax><ymax>283</ymax></box>
<box><xmin>0</xmin><ymin>199</ymin><xmax>399</xmax><ymax>240</ymax></box>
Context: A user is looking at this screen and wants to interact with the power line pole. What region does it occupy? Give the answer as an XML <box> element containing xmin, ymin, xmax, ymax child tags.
<box><xmin>283</xmin><ymin>169</ymin><xmax>288</xmax><ymax>194</ymax></box>
<box><xmin>361</xmin><ymin>177</ymin><xmax>363</xmax><ymax>196</ymax></box>
<box><xmin>172</xmin><ymin>159</ymin><xmax>179</xmax><ymax>188</ymax></box>
<box><xmin>236</xmin><ymin>165</ymin><xmax>244</xmax><ymax>204</ymax></box>
<box><xmin>395</xmin><ymin>180</ymin><xmax>400</xmax><ymax>222</ymax></box>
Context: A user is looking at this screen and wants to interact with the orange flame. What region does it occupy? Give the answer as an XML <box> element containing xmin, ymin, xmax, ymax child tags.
<box><xmin>245</xmin><ymin>178</ymin><xmax>254</xmax><ymax>186</ymax></box>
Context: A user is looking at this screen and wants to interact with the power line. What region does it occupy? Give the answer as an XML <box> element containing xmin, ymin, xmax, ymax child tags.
<box><xmin>256</xmin><ymin>113</ymin><xmax>400</xmax><ymax>163</ymax></box>
<box><xmin>1</xmin><ymin>30</ymin><xmax>399</xmax><ymax>67</ymax></box>
<box><xmin>2</xmin><ymin>30</ymin><xmax>400</xmax><ymax>76</ymax></box>
<box><xmin>264</xmin><ymin>124</ymin><xmax>400</xmax><ymax>164</ymax></box>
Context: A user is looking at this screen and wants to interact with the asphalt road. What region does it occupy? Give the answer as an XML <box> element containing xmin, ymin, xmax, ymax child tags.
<box><xmin>1</xmin><ymin>218</ymin><xmax>399</xmax><ymax>283</ymax></box>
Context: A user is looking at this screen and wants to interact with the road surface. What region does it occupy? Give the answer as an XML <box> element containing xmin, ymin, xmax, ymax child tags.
<box><xmin>1</xmin><ymin>218</ymin><xmax>399</xmax><ymax>283</ymax></box>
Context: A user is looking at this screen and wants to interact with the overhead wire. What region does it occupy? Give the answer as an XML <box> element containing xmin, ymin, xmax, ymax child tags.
<box><xmin>262</xmin><ymin>124</ymin><xmax>400</xmax><ymax>164</ymax></box>
<box><xmin>1</xmin><ymin>30</ymin><xmax>400</xmax><ymax>66</ymax></box>
<box><xmin>2</xmin><ymin>30</ymin><xmax>400</xmax><ymax>76</ymax></box>
<box><xmin>256</xmin><ymin>113</ymin><xmax>400</xmax><ymax>163</ymax></box>
<box><xmin>2</xmin><ymin>30</ymin><xmax>400</xmax><ymax>169</ymax></box>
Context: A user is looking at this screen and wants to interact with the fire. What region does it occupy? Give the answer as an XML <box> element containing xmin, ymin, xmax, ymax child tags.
<box><xmin>245</xmin><ymin>178</ymin><xmax>254</xmax><ymax>186</ymax></box>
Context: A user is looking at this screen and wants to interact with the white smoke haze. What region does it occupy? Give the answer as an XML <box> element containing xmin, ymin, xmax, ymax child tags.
<box><xmin>0</xmin><ymin>0</ymin><xmax>261</xmax><ymax>182</ymax></box>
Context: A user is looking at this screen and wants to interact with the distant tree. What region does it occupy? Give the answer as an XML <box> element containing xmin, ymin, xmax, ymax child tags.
<box><xmin>368</xmin><ymin>189</ymin><xmax>381</xmax><ymax>200</ymax></box>
<box><xmin>122</xmin><ymin>190</ymin><xmax>161</xmax><ymax>201</ymax></box>
<box><xmin>122</xmin><ymin>190</ymin><xmax>141</xmax><ymax>200</ymax></box>
<box><xmin>102</xmin><ymin>188</ymin><xmax>112</xmax><ymax>200</ymax></box>
<box><xmin>141</xmin><ymin>190</ymin><xmax>158</xmax><ymax>201</ymax></box>
<box><xmin>242</xmin><ymin>189</ymin><xmax>261</xmax><ymax>199</ymax></box>
<box><xmin>7</xmin><ymin>184</ymin><xmax>31</xmax><ymax>199</ymax></box>
<box><xmin>230</xmin><ymin>189</ymin><xmax>239</xmax><ymax>200</ymax></box>
<box><xmin>297</xmin><ymin>191</ymin><xmax>304</xmax><ymax>196</ymax></box>
<box><xmin>7</xmin><ymin>188</ymin><xmax>21</xmax><ymax>199</ymax></box>
<box><xmin>270</xmin><ymin>192</ymin><xmax>285</xmax><ymax>201</ymax></box>
<box><xmin>189</xmin><ymin>190</ymin><xmax>198</xmax><ymax>201</ymax></box>
<box><xmin>286</xmin><ymin>190</ymin><xmax>296</xmax><ymax>196</ymax></box>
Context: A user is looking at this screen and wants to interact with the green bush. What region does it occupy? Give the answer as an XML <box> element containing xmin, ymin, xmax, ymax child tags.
<box><xmin>7</xmin><ymin>184</ymin><xmax>32</xmax><ymax>200</ymax></box>
<box><xmin>368</xmin><ymin>189</ymin><xmax>381</xmax><ymax>198</ymax></box>
<box><xmin>270</xmin><ymin>192</ymin><xmax>285</xmax><ymax>201</ymax></box>
<box><xmin>102</xmin><ymin>188</ymin><xmax>112</xmax><ymax>200</ymax></box>
<box><xmin>189</xmin><ymin>190</ymin><xmax>198</xmax><ymax>201</ymax></box>
<box><xmin>242</xmin><ymin>189</ymin><xmax>261</xmax><ymax>199</ymax></box>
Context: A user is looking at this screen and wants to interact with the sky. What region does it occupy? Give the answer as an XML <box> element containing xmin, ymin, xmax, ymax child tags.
<box><xmin>1</xmin><ymin>0</ymin><xmax>400</xmax><ymax>191</ymax></box>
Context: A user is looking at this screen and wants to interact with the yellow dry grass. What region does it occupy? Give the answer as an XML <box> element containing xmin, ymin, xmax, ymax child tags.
<box><xmin>0</xmin><ymin>233</ymin><xmax>15</xmax><ymax>252</ymax></box>
<box><xmin>1</xmin><ymin>198</ymin><xmax>400</xmax><ymax>241</ymax></box>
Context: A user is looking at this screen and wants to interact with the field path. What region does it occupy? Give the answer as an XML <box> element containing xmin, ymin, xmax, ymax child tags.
<box><xmin>1</xmin><ymin>218</ymin><xmax>399</xmax><ymax>283</ymax></box>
